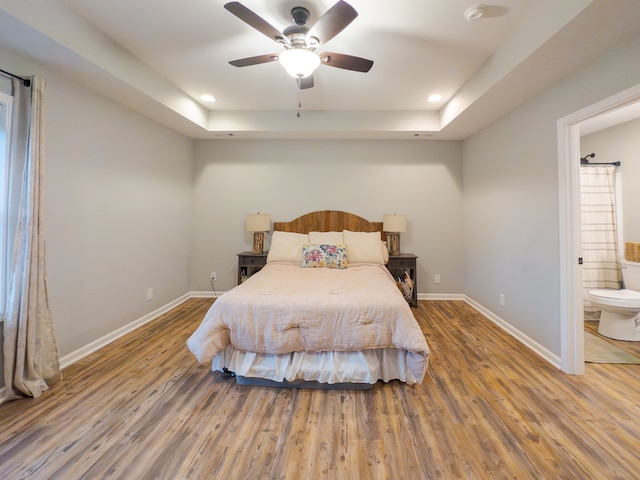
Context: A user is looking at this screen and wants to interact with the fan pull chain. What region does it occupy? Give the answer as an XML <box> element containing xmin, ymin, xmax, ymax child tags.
<box><xmin>297</xmin><ymin>88</ymin><xmax>302</xmax><ymax>118</ymax></box>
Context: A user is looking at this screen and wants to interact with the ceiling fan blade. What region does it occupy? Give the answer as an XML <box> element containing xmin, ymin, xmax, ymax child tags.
<box><xmin>319</xmin><ymin>52</ymin><xmax>373</xmax><ymax>72</ymax></box>
<box><xmin>224</xmin><ymin>2</ymin><xmax>290</xmax><ymax>46</ymax></box>
<box><xmin>306</xmin><ymin>1</ymin><xmax>358</xmax><ymax>45</ymax></box>
<box><xmin>229</xmin><ymin>54</ymin><xmax>279</xmax><ymax>67</ymax></box>
<box><xmin>297</xmin><ymin>75</ymin><xmax>314</xmax><ymax>89</ymax></box>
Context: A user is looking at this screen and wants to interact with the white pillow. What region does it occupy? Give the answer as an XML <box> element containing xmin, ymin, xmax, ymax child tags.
<box><xmin>309</xmin><ymin>231</ymin><xmax>344</xmax><ymax>245</ymax></box>
<box><xmin>267</xmin><ymin>231</ymin><xmax>309</xmax><ymax>263</ymax></box>
<box><xmin>343</xmin><ymin>230</ymin><xmax>385</xmax><ymax>264</ymax></box>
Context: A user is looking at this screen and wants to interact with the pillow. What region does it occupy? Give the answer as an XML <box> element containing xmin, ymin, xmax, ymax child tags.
<box><xmin>382</xmin><ymin>241</ymin><xmax>389</xmax><ymax>264</ymax></box>
<box><xmin>343</xmin><ymin>230</ymin><xmax>385</xmax><ymax>264</ymax></box>
<box><xmin>267</xmin><ymin>231</ymin><xmax>309</xmax><ymax>263</ymax></box>
<box><xmin>309</xmin><ymin>231</ymin><xmax>344</xmax><ymax>245</ymax></box>
<box><xmin>301</xmin><ymin>244</ymin><xmax>348</xmax><ymax>269</ymax></box>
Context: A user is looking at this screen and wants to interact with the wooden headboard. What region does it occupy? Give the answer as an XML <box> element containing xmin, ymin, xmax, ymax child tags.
<box><xmin>273</xmin><ymin>210</ymin><xmax>385</xmax><ymax>239</ymax></box>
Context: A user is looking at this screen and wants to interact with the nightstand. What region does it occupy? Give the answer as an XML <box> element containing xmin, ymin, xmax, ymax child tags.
<box><xmin>237</xmin><ymin>251</ymin><xmax>267</xmax><ymax>285</ymax></box>
<box><xmin>387</xmin><ymin>253</ymin><xmax>418</xmax><ymax>307</ymax></box>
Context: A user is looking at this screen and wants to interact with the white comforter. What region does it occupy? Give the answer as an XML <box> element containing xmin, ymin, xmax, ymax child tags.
<box><xmin>187</xmin><ymin>262</ymin><xmax>430</xmax><ymax>381</ymax></box>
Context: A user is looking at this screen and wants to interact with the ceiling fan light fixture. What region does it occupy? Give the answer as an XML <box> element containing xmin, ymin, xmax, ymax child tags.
<box><xmin>278</xmin><ymin>48</ymin><xmax>321</xmax><ymax>78</ymax></box>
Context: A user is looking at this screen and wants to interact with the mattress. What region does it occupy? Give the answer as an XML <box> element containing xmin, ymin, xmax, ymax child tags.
<box><xmin>187</xmin><ymin>262</ymin><xmax>430</xmax><ymax>385</ymax></box>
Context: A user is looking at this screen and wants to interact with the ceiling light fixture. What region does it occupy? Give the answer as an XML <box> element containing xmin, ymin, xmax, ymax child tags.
<box><xmin>200</xmin><ymin>94</ymin><xmax>216</xmax><ymax>102</ymax></box>
<box><xmin>427</xmin><ymin>94</ymin><xmax>443</xmax><ymax>103</ymax></box>
<box><xmin>464</xmin><ymin>4</ymin><xmax>486</xmax><ymax>23</ymax></box>
<box><xmin>278</xmin><ymin>48</ymin><xmax>321</xmax><ymax>78</ymax></box>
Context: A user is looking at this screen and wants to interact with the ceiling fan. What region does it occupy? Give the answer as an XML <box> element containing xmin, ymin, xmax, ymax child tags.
<box><xmin>224</xmin><ymin>1</ymin><xmax>374</xmax><ymax>89</ymax></box>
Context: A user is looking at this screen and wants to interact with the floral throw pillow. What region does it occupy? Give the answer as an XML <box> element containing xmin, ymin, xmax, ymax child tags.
<box><xmin>301</xmin><ymin>244</ymin><xmax>348</xmax><ymax>269</ymax></box>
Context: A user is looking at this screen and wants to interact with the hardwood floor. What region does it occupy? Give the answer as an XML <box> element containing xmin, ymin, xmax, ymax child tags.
<box><xmin>1</xmin><ymin>298</ymin><xmax>639</xmax><ymax>479</ymax></box>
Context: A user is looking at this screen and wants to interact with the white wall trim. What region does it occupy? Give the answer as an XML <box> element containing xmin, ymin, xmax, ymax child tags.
<box><xmin>418</xmin><ymin>293</ymin><xmax>466</xmax><ymax>301</ymax></box>
<box><xmin>190</xmin><ymin>290</ymin><xmax>222</xmax><ymax>298</ymax></box>
<box><xmin>463</xmin><ymin>296</ymin><xmax>561</xmax><ymax>369</ymax></box>
<box><xmin>58</xmin><ymin>290</ymin><xmax>560</xmax><ymax>372</ymax></box>
<box><xmin>59</xmin><ymin>293</ymin><xmax>192</xmax><ymax>369</ymax></box>
<box><xmin>557</xmin><ymin>118</ymin><xmax>585</xmax><ymax>374</ymax></box>
<box><xmin>420</xmin><ymin>292</ymin><xmax>560</xmax><ymax>368</ymax></box>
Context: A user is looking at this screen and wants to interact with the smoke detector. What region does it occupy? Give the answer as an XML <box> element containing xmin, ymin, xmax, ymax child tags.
<box><xmin>465</xmin><ymin>4</ymin><xmax>486</xmax><ymax>23</ymax></box>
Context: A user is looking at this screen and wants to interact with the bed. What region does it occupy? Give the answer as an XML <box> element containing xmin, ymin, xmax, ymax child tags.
<box><xmin>187</xmin><ymin>210</ymin><xmax>430</xmax><ymax>389</ymax></box>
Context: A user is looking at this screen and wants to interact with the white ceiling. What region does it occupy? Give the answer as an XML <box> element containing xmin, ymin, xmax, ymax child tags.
<box><xmin>1</xmin><ymin>0</ymin><xmax>640</xmax><ymax>139</ymax></box>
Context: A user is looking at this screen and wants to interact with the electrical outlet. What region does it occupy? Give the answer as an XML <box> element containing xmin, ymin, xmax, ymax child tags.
<box><xmin>146</xmin><ymin>288</ymin><xmax>153</xmax><ymax>301</ymax></box>
<box><xmin>210</xmin><ymin>272</ymin><xmax>217</xmax><ymax>282</ymax></box>
<box><xmin>499</xmin><ymin>293</ymin><xmax>505</xmax><ymax>307</ymax></box>
<box><xmin>434</xmin><ymin>274</ymin><xmax>441</xmax><ymax>284</ymax></box>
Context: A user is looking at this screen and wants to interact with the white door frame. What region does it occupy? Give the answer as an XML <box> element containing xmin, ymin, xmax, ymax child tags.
<box><xmin>557</xmin><ymin>83</ymin><xmax>640</xmax><ymax>374</ymax></box>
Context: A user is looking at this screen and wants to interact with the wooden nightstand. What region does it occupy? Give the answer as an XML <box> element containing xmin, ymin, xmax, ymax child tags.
<box><xmin>387</xmin><ymin>253</ymin><xmax>418</xmax><ymax>307</ymax></box>
<box><xmin>237</xmin><ymin>251</ymin><xmax>267</xmax><ymax>285</ymax></box>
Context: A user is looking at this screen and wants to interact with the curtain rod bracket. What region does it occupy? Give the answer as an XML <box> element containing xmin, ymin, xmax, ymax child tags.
<box><xmin>0</xmin><ymin>68</ymin><xmax>31</xmax><ymax>87</ymax></box>
<box><xmin>580</xmin><ymin>152</ymin><xmax>620</xmax><ymax>167</ymax></box>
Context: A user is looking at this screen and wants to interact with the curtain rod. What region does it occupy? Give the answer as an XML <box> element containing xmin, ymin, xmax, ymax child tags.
<box><xmin>0</xmin><ymin>68</ymin><xmax>31</xmax><ymax>87</ymax></box>
<box><xmin>580</xmin><ymin>152</ymin><xmax>621</xmax><ymax>167</ymax></box>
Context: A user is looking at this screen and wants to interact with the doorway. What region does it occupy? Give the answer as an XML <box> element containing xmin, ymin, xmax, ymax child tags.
<box><xmin>558</xmin><ymin>83</ymin><xmax>640</xmax><ymax>374</ymax></box>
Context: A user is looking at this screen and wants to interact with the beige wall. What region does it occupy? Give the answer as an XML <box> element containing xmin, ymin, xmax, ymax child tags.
<box><xmin>45</xmin><ymin>76</ymin><xmax>194</xmax><ymax>357</ymax></box>
<box><xmin>0</xmin><ymin>47</ymin><xmax>194</xmax><ymax>362</ymax></box>
<box><xmin>463</xmin><ymin>34</ymin><xmax>640</xmax><ymax>356</ymax></box>
<box><xmin>190</xmin><ymin>139</ymin><xmax>465</xmax><ymax>294</ymax></box>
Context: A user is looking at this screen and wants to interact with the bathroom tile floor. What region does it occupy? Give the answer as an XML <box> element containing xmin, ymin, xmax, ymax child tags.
<box><xmin>584</xmin><ymin>318</ymin><xmax>640</xmax><ymax>358</ymax></box>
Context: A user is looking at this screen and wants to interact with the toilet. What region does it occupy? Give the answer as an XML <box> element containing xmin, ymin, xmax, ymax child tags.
<box><xmin>587</xmin><ymin>260</ymin><xmax>640</xmax><ymax>341</ymax></box>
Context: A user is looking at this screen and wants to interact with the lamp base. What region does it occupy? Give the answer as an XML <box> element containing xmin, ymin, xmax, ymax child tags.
<box><xmin>252</xmin><ymin>231</ymin><xmax>265</xmax><ymax>254</ymax></box>
<box><xmin>388</xmin><ymin>232</ymin><xmax>400</xmax><ymax>255</ymax></box>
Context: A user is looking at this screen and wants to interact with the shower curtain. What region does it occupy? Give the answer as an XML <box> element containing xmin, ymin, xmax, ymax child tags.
<box><xmin>580</xmin><ymin>165</ymin><xmax>622</xmax><ymax>313</ymax></box>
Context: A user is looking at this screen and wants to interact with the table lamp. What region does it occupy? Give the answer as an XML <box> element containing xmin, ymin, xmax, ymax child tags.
<box><xmin>383</xmin><ymin>214</ymin><xmax>407</xmax><ymax>255</ymax></box>
<box><xmin>246</xmin><ymin>213</ymin><xmax>271</xmax><ymax>254</ymax></box>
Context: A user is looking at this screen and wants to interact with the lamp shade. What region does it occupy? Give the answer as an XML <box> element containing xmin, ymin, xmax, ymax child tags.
<box><xmin>383</xmin><ymin>214</ymin><xmax>407</xmax><ymax>232</ymax></box>
<box><xmin>246</xmin><ymin>213</ymin><xmax>271</xmax><ymax>232</ymax></box>
<box><xmin>278</xmin><ymin>48</ymin><xmax>321</xmax><ymax>78</ymax></box>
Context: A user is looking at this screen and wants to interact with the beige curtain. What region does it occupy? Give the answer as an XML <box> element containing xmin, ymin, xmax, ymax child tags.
<box><xmin>1</xmin><ymin>77</ymin><xmax>60</xmax><ymax>404</ymax></box>
<box><xmin>580</xmin><ymin>165</ymin><xmax>622</xmax><ymax>313</ymax></box>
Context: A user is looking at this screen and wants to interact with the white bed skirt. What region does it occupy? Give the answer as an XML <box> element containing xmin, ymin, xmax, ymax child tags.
<box><xmin>211</xmin><ymin>346</ymin><xmax>424</xmax><ymax>386</ymax></box>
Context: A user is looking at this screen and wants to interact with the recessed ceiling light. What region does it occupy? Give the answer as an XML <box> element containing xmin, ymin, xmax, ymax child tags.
<box><xmin>465</xmin><ymin>5</ymin><xmax>486</xmax><ymax>23</ymax></box>
<box><xmin>200</xmin><ymin>94</ymin><xmax>216</xmax><ymax>103</ymax></box>
<box><xmin>427</xmin><ymin>94</ymin><xmax>443</xmax><ymax>103</ymax></box>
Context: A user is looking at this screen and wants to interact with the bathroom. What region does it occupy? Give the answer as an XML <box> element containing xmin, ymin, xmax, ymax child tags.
<box><xmin>581</xmin><ymin>115</ymin><xmax>640</xmax><ymax>353</ymax></box>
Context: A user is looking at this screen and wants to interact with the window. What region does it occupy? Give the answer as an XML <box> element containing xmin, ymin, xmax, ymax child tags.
<box><xmin>0</xmin><ymin>92</ymin><xmax>12</xmax><ymax>320</ymax></box>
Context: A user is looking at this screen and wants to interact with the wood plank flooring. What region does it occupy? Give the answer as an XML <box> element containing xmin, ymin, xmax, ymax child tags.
<box><xmin>1</xmin><ymin>298</ymin><xmax>640</xmax><ymax>479</ymax></box>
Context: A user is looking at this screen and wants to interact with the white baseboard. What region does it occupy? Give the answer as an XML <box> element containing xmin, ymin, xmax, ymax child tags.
<box><xmin>59</xmin><ymin>293</ymin><xmax>192</xmax><ymax>369</ymax></box>
<box><xmin>462</xmin><ymin>295</ymin><xmax>561</xmax><ymax>369</ymax></box>
<box><xmin>418</xmin><ymin>293</ymin><xmax>466</xmax><ymax>301</ymax></box>
<box><xmin>403</xmin><ymin>293</ymin><xmax>560</xmax><ymax>368</ymax></box>
<box><xmin>190</xmin><ymin>290</ymin><xmax>223</xmax><ymax>298</ymax></box>
<box><xmin>58</xmin><ymin>291</ymin><xmax>560</xmax><ymax>372</ymax></box>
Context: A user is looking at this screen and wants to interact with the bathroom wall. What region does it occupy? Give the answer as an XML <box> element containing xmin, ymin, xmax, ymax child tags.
<box><xmin>581</xmin><ymin>117</ymin><xmax>640</xmax><ymax>245</ymax></box>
